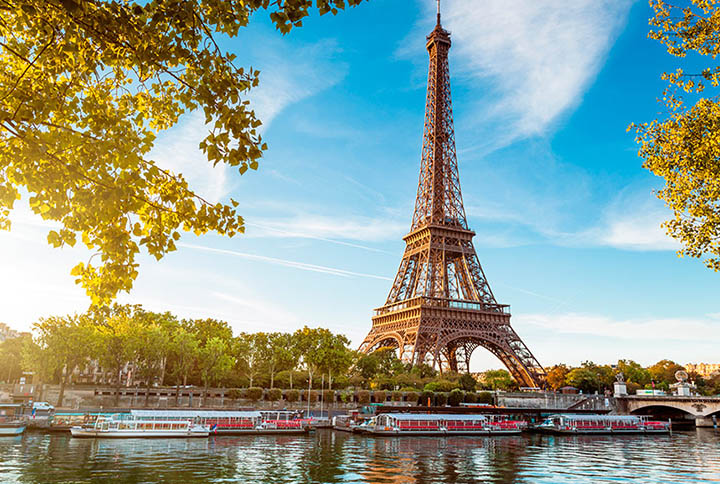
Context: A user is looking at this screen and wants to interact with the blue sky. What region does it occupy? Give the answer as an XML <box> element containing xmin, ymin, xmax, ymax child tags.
<box><xmin>2</xmin><ymin>0</ymin><xmax>719</xmax><ymax>370</ymax></box>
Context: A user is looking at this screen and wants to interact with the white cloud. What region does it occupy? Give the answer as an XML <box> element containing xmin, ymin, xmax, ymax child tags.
<box><xmin>517</xmin><ymin>312</ymin><xmax>719</xmax><ymax>343</ymax></box>
<box><xmin>570</xmin><ymin>191</ymin><xmax>681</xmax><ymax>251</ymax></box>
<box><xmin>405</xmin><ymin>0</ymin><xmax>633</xmax><ymax>148</ymax></box>
<box><xmin>149</xmin><ymin>38</ymin><xmax>348</xmax><ymax>204</ymax></box>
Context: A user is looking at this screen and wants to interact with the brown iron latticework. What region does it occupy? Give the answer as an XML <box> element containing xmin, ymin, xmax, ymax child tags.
<box><xmin>359</xmin><ymin>6</ymin><xmax>546</xmax><ymax>388</ymax></box>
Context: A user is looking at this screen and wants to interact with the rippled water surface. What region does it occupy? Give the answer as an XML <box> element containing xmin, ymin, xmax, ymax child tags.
<box><xmin>1</xmin><ymin>430</ymin><xmax>719</xmax><ymax>483</ymax></box>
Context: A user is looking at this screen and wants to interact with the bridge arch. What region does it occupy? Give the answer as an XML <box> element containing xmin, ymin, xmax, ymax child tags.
<box><xmin>629</xmin><ymin>404</ymin><xmax>695</xmax><ymax>420</ymax></box>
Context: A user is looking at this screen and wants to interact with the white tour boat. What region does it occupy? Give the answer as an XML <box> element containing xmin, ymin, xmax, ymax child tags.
<box><xmin>364</xmin><ymin>413</ymin><xmax>523</xmax><ymax>436</ymax></box>
<box><xmin>130</xmin><ymin>410</ymin><xmax>309</xmax><ymax>435</ymax></box>
<box><xmin>70</xmin><ymin>415</ymin><xmax>209</xmax><ymax>438</ymax></box>
<box><xmin>537</xmin><ymin>414</ymin><xmax>671</xmax><ymax>434</ymax></box>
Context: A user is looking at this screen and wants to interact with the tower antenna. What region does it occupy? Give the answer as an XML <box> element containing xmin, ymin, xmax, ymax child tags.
<box><xmin>437</xmin><ymin>0</ymin><xmax>441</xmax><ymax>25</ymax></box>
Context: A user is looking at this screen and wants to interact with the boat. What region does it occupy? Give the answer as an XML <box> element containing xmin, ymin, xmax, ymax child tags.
<box><xmin>129</xmin><ymin>410</ymin><xmax>310</xmax><ymax>435</ymax></box>
<box><xmin>364</xmin><ymin>413</ymin><xmax>523</xmax><ymax>436</ymax></box>
<box><xmin>70</xmin><ymin>415</ymin><xmax>209</xmax><ymax>438</ymax></box>
<box><xmin>536</xmin><ymin>414</ymin><xmax>671</xmax><ymax>434</ymax></box>
<box><xmin>0</xmin><ymin>418</ymin><xmax>26</xmax><ymax>436</ymax></box>
<box><xmin>332</xmin><ymin>414</ymin><xmax>356</xmax><ymax>432</ymax></box>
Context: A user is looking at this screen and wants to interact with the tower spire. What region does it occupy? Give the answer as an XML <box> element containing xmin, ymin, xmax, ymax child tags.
<box><xmin>359</xmin><ymin>4</ymin><xmax>547</xmax><ymax>388</ymax></box>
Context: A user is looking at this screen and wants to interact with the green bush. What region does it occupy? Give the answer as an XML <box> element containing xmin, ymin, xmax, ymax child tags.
<box><xmin>357</xmin><ymin>390</ymin><xmax>371</xmax><ymax>404</ymax></box>
<box><xmin>405</xmin><ymin>391</ymin><xmax>420</xmax><ymax>404</ymax></box>
<box><xmin>307</xmin><ymin>390</ymin><xmax>318</xmax><ymax>403</ymax></box>
<box><xmin>286</xmin><ymin>389</ymin><xmax>300</xmax><ymax>402</ymax></box>
<box><xmin>435</xmin><ymin>392</ymin><xmax>448</xmax><ymax>406</ymax></box>
<box><xmin>246</xmin><ymin>387</ymin><xmax>263</xmax><ymax>402</ymax></box>
<box><xmin>477</xmin><ymin>391</ymin><xmax>493</xmax><ymax>404</ymax></box>
<box><xmin>226</xmin><ymin>388</ymin><xmax>243</xmax><ymax>400</ymax></box>
<box><xmin>373</xmin><ymin>390</ymin><xmax>387</xmax><ymax>403</ymax></box>
<box><xmin>391</xmin><ymin>391</ymin><xmax>403</xmax><ymax>402</ymax></box>
<box><xmin>420</xmin><ymin>390</ymin><xmax>434</xmax><ymax>406</ymax></box>
<box><xmin>340</xmin><ymin>391</ymin><xmax>352</xmax><ymax>403</ymax></box>
<box><xmin>448</xmin><ymin>389</ymin><xmax>464</xmax><ymax>406</ymax></box>
<box><xmin>267</xmin><ymin>388</ymin><xmax>282</xmax><ymax>402</ymax></box>
<box><xmin>322</xmin><ymin>390</ymin><xmax>334</xmax><ymax>404</ymax></box>
<box><xmin>464</xmin><ymin>392</ymin><xmax>478</xmax><ymax>404</ymax></box>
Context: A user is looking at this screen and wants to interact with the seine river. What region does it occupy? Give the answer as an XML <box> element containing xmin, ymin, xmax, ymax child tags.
<box><xmin>1</xmin><ymin>430</ymin><xmax>719</xmax><ymax>483</ymax></box>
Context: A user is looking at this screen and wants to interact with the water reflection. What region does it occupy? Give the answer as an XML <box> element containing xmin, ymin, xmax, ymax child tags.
<box><xmin>0</xmin><ymin>429</ymin><xmax>719</xmax><ymax>483</ymax></box>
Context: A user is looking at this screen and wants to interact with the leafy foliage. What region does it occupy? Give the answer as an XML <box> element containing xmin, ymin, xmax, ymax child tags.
<box><xmin>545</xmin><ymin>364</ymin><xmax>570</xmax><ymax>391</ymax></box>
<box><xmin>632</xmin><ymin>0</ymin><xmax>720</xmax><ymax>270</ymax></box>
<box><xmin>0</xmin><ymin>0</ymin><xmax>367</xmax><ymax>304</ymax></box>
<box><xmin>480</xmin><ymin>369</ymin><xmax>517</xmax><ymax>391</ymax></box>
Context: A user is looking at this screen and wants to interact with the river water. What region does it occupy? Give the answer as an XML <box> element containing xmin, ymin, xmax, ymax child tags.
<box><xmin>1</xmin><ymin>429</ymin><xmax>719</xmax><ymax>483</ymax></box>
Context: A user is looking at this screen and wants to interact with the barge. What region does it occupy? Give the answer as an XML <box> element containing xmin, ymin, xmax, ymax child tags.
<box><xmin>537</xmin><ymin>414</ymin><xmax>671</xmax><ymax>434</ymax></box>
<box><xmin>70</xmin><ymin>415</ymin><xmax>209</xmax><ymax>438</ymax></box>
<box><xmin>363</xmin><ymin>413</ymin><xmax>523</xmax><ymax>436</ymax></box>
<box><xmin>130</xmin><ymin>410</ymin><xmax>310</xmax><ymax>435</ymax></box>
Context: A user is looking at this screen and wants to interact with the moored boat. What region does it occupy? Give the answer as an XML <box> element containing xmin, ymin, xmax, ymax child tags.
<box><xmin>332</xmin><ymin>414</ymin><xmax>355</xmax><ymax>432</ymax></box>
<box><xmin>365</xmin><ymin>414</ymin><xmax>523</xmax><ymax>436</ymax></box>
<box><xmin>70</xmin><ymin>415</ymin><xmax>209</xmax><ymax>438</ymax></box>
<box><xmin>0</xmin><ymin>419</ymin><xmax>26</xmax><ymax>436</ymax></box>
<box><xmin>129</xmin><ymin>410</ymin><xmax>310</xmax><ymax>435</ymax></box>
<box><xmin>537</xmin><ymin>414</ymin><xmax>671</xmax><ymax>434</ymax></box>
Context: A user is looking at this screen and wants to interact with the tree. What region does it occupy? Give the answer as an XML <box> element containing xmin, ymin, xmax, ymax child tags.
<box><xmin>616</xmin><ymin>359</ymin><xmax>651</xmax><ymax>387</ymax></box>
<box><xmin>648</xmin><ymin>359</ymin><xmax>685</xmax><ymax>386</ymax></box>
<box><xmin>91</xmin><ymin>306</ymin><xmax>141</xmax><ymax>405</ymax></box>
<box><xmin>565</xmin><ymin>362</ymin><xmax>614</xmax><ymax>394</ymax></box>
<box><xmin>0</xmin><ymin>333</ymin><xmax>31</xmax><ymax>383</ymax></box>
<box><xmin>198</xmin><ymin>337</ymin><xmax>234</xmax><ymax>401</ymax></box>
<box><xmin>167</xmin><ymin>327</ymin><xmax>199</xmax><ymax>403</ymax></box>
<box><xmin>481</xmin><ymin>369</ymin><xmax>516</xmax><ymax>391</ymax></box>
<box><xmin>258</xmin><ymin>332</ymin><xmax>297</xmax><ymax>389</ymax></box>
<box><xmin>0</xmin><ymin>0</ymin><xmax>368</xmax><ymax>305</ymax></box>
<box><xmin>273</xmin><ymin>332</ymin><xmax>300</xmax><ymax>389</ymax></box>
<box><xmin>545</xmin><ymin>364</ymin><xmax>570</xmax><ymax>391</ymax></box>
<box><xmin>134</xmin><ymin>323</ymin><xmax>171</xmax><ymax>406</ymax></box>
<box><xmin>234</xmin><ymin>332</ymin><xmax>265</xmax><ymax>388</ymax></box>
<box><xmin>183</xmin><ymin>318</ymin><xmax>233</xmax><ymax>346</ymax></box>
<box><xmin>314</xmin><ymin>331</ymin><xmax>353</xmax><ymax>389</ymax></box>
<box><xmin>632</xmin><ymin>0</ymin><xmax>720</xmax><ymax>271</ymax></box>
<box><xmin>459</xmin><ymin>372</ymin><xmax>477</xmax><ymax>392</ymax></box>
<box><xmin>31</xmin><ymin>314</ymin><xmax>95</xmax><ymax>407</ymax></box>
<box><xmin>354</xmin><ymin>347</ymin><xmax>403</xmax><ymax>383</ymax></box>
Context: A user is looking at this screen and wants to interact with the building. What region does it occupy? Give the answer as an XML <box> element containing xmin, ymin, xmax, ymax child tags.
<box><xmin>0</xmin><ymin>322</ymin><xmax>20</xmax><ymax>342</ymax></box>
<box><xmin>685</xmin><ymin>363</ymin><xmax>720</xmax><ymax>378</ymax></box>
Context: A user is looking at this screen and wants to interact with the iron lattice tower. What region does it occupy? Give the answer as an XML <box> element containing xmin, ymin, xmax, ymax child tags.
<box><xmin>359</xmin><ymin>8</ymin><xmax>546</xmax><ymax>388</ymax></box>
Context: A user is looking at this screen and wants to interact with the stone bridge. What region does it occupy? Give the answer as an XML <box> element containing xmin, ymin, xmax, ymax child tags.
<box><xmin>616</xmin><ymin>395</ymin><xmax>720</xmax><ymax>427</ymax></box>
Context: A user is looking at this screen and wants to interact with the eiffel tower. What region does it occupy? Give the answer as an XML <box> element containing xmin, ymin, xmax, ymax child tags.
<box><xmin>359</xmin><ymin>3</ymin><xmax>546</xmax><ymax>388</ymax></box>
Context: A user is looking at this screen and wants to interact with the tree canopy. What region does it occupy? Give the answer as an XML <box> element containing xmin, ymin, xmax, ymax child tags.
<box><xmin>633</xmin><ymin>0</ymin><xmax>720</xmax><ymax>271</ymax></box>
<box><xmin>0</xmin><ymin>0</ymin><xmax>367</xmax><ymax>304</ymax></box>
